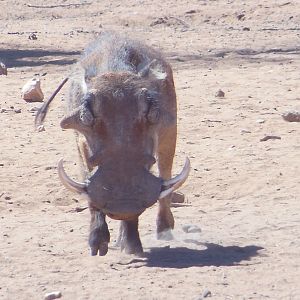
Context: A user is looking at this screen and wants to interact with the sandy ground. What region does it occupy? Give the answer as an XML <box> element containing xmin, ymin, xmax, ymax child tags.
<box><xmin>1</xmin><ymin>0</ymin><xmax>300</xmax><ymax>299</ymax></box>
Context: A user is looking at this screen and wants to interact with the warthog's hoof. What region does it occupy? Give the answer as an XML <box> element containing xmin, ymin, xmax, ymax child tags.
<box><xmin>121</xmin><ymin>240</ymin><xmax>143</xmax><ymax>256</ymax></box>
<box><xmin>156</xmin><ymin>209</ymin><xmax>175</xmax><ymax>239</ymax></box>
<box><xmin>156</xmin><ymin>229</ymin><xmax>174</xmax><ymax>241</ymax></box>
<box><xmin>90</xmin><ymin>242</ymin><xmax>109</xmax><ymax>256</ymax></box>
<box><xmin>89</xmin><ymin>222</ymin><xmax>110</xmax><ymax>256</ymax></box>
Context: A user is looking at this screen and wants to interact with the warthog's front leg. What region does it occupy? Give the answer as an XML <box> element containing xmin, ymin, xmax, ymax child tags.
<box><xmin>89</xmin><ymin>207</ymin><xmax>110</xmax><ymax>256</ymax></box>
<box><xmin>117</xmin><ymin>218</ymin><xmax>143</xmax><ymax>255</ymax></box>
<box><xmin>156</xmin><ymin>126</ymin><xmax>176</xmax><ymax>240</ymax></box>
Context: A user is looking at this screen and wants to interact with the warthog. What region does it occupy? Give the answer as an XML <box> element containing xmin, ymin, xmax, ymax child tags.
<box><xmin>36</xmin><ymin>32</ymin><xmax>190</xmax><ymax>256</ymax></box>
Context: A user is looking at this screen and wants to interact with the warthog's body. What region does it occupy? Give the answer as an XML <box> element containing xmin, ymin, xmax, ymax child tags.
<box><xmin>37</xmin><ymin>32</ymin><xmax>189</xmax><ymax>255</ymax></box>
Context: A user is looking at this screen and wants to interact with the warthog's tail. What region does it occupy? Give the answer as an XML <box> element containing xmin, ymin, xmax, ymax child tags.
<box><xmin>34</xmin><ymin>77</ymin><xmax>69</xmax><ymax>129</ymax></box>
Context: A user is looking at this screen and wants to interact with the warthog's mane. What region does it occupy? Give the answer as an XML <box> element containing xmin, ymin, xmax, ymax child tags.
<box><xmin>80</xmin><ymin>31</ymin><xmax>165</xmax><ymax>80</ymax></box>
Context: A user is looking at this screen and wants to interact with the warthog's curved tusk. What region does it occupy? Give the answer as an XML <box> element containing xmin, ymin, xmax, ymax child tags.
<box><xmin>58</xmin><ymin>158</ymin><xmax>88</xmax><ymax>194</ymax></box>
<box><xmin>159</xmin><ymin>157</ymin><xmax>190</xmax><ymax>199</ymax></box>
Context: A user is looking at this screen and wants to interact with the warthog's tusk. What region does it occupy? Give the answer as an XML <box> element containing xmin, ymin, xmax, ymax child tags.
<box><xmin>159</xmin><ymin>157</ymin><xmax>190</xmax><ymax>199</ymax></box>
<box><xmin>58</xmin><ymin>158</ymin><xmax>87</xmax><ymax>194</ymax></box>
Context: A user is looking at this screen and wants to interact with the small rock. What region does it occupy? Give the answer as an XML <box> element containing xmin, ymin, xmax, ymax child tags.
<box><xmin>29</xmin><ymin>33</ymin><xmax>37</xmax><ymax>40</ymax></box>
<box><xmin>0</xmin><ymin>108</ymin><xmax>7</xmax><ymax>113</ymax></box>
<box><xmin>185</xmin><ymin>10</ymin><xmax>197</xmax><ymax>14</ymax></box>
<box><xmin>29</xmin><ymin>106</ymin><xmax>40</xmax><ymax>112</ymax></box>
<box><xmin>44</xmin><ymin>291</ymin><xmax>62</xmax><ymax>300</ymax></box>
<box><xmin>256</xmin><ymin>119</ymin><xmax>265</xmax><ymax>124</ymax></box>
<box><xmin>37</xmin><ymin>125</ymin><xmax>45</xmax><ymax>132</ymax></box>
<box><xmin>14</xmin><ymin>108</ymin><xmax>21</xmax><ymax>114</ymax></box>
<box><xmin>171</xmin><ymin>192</ymin><xmax>185</xmax><ymax>203</ymax></box>
<box><xmin>215</xmin><ymin>89</ymin><xmax>225</xmax><ymax>98</ymax></box>
<box><xmin>260</xmin><ymin>135</ymin><xmax>281</xmax><ymax>142</ymax></box>
<box><xmin>240</xmin><ymin>129</ymin><xmax>251</xmax><ymax>134</ymax></box>
<box><xmin>0</xmin><ymin>62</ymin><xmax>7</xmax><ymax>75</ymax></box>
<box><xmin>243</xmin><ymin>27</ymin><xmax>250</xmax><ymax>31</ymax></box>
<box><xmin>203</xmin><ymin>289</ymin><xmax>212</xmax><ymax>298</ymax></box>
<box><xmin>21</xmin><ymin>77</ymin><xmax>44</xmax><ymax>102</ymax></box>
<box><xmin>45</xmin><ymin>166</ymin><xmax>55</xmax><ymax>171</ymax></box>
<box><xmin>74</xmin><ymin>206</ymin><xmax>88</xmax><ymax>212</ymax></box>
<box><xmin>237</xmin><ymin>13</ymin><xmax>245</xmax><ymax>20</ymax></box>
<box><xmin>182</xmin><ymin>224</ymin><xmax>201</xmax><ymax>233</ymax></box>
<box><xmin>282</xmin><ymin>110</ymin><xmax>300</xmax><ymax>122</ymax></box>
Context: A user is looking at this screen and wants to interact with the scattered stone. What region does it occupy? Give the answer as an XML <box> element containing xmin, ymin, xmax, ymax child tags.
<box><xmin>0</xmin><ymin>62</ymin><xmax>7</xmax><ymax>75</ymax></box>
<box><xmin>29</xmin><ymin>106</ymin><xmax>40</xmax><ymax>112</ymax></box>
<box><xmin>150</xmin><ymin>16</ymin><xmax>189</xmax><ymax>28</ymax></box>
<box><xmin>202</xmin><ymin>289</ymin><xmax>212</xmax><ymax>298</ymax></box>
<box><xmin>282</xmin><ymin>110</ymin><xmax>300</xmax><ymax>122</ymax></box>
<box><xmin>150</xmin><ymin>17</ymin><xmax>168</xmax><ymax>26</ymax></box>
<box><xmin>0</xmin><ymin>108</ymin><xmax>7</xmax><ymax>113</ymax></box>
<box><xmin>171</xmin><ymin>192</ymin><xmax>185</xmax><ymax>203</ymax></box>
<box><xmin>14</xmin><ymin>108</ymin><xmax>21</xmax><ymax>114</ymax></box>
<box><xmin>37</xmin><ymin>125</ymin><xmax>45</xmax><ymax>132</ymax></box>
<box><xmin>215</xmin><ymin>89</ymin><xmax>225</xmax><ymax>98</ymax></box>
<box><xmin>45</xmin><ymin>166</ymin><xmax>55</xmax><ymax>171</ymax></box>
<box><xmin>260</xmin><ymin>135</ymin><xmax>281</xmax><ymax>142</ymax></box>
<box><xmin>185</xmin><ymin>9</ymin><xmax>197</xmax><ymax>14</ymax></box>
<box><xmin>21</xmin><ymin>77</ymin><xmax>44</xmax><ymax>102</ymax></box>
<box><xmin>182</xmin><ymin>224</ymin><xmax>201</xmax><ymax>233</ymax></box>
<box><xmin>68</xmin><ymin>206</ymin><xmax>88</xmax><ymax>213</ymax></box>
<box><xmin>44</xmin><ymin>291</ymin><xmax>62</xmax><ymax>300</ymax></box>
<box><xmin>29</xmin><ymin>33</ymin><xmax>37</xmax><ymax>40</ymax></box>
<box><xmin>237</xmin><ymin>13</ymin><xmax>245</xmax><ymax>20</ymax></box>
<box><xmin>256</xmin><ymin>119</ymin><xmax>265</xmax><ymax>124</ymax></box>
<box><xmin>240</xmin><ymin>128</ymin><xmax>251</xmax><ymax>134</ymax></box>
<box><xmin>243</xmin><ymin>27</ymin><xmax>250</xmax><ymax>31</ymax></box>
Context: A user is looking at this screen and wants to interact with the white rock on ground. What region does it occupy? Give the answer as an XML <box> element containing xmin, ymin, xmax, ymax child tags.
<box><xmin>21</xmin><ymin>77</ymin><xmax>44</xmax><ymax>102</ymax></box>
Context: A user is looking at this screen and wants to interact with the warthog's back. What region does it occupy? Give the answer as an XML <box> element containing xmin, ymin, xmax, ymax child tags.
<box><xmin>82</xmin><ymin>32</ymin><xmax>164</xmax><ymax>77</ymax></box>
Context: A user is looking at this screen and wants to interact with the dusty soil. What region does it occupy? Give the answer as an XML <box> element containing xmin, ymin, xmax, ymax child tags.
<box><xmin>1</xmin><ymin>0</ymin><xmax>300</xmax><ymax>299</ymax></box>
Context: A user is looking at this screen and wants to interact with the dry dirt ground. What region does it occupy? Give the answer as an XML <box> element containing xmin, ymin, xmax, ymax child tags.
<box><xmin>1</xmin><ymin>0</ymin><xmax>300</xmax><ymax>299</ymax></box>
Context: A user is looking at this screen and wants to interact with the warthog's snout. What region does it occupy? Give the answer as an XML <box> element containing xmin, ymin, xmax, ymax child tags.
<box><xmin>104</xmin><ymin>200</ymin><xmax>149</xmax><ymax>220</ymax></box>
<box><xmin>58</xmin><ymin>158</ymin><xmax>190</xmax><ymax>219</ymax></box>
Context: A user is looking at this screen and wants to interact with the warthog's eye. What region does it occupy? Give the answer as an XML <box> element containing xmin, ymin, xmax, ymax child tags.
<box><xmin>79</xmin><ymin>92</ymin><xmax>96</xmax><ymax>126</ymax></box>
<box><xmin>137</xmin><ymin>88</ymin><xmax>160</xmax><ymax>124</ymax></box>
<box><xmin>147</xmin><ymin>105</ymin><xmax>160</xmax><ymax>124</ymax></box>
<box><xmin>80</xmin><ymin>104</ymin><xmax>94</xmax><ymax>126</ymax></box>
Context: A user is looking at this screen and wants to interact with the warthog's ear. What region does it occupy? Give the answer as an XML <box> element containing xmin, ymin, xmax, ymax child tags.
<box><xmin>137</xmin><ymin>88</ymin><xmax>160</xmax><ymax>124</ymax></box>
<box><xmin>138</xmin><ymin>59</ymin><xmax>167</xmax><ymax>81</ymax></box>
<box><xmin>60</xmin><ymin>93</ymin><xmax>95</xmax><ymax>130</ymax></box>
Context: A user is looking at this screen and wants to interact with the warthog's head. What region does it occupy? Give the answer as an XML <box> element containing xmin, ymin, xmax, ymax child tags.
<box><xmin>58</xmin><ymin>70</ymin><xmax>189</xmax><ymax>220</ymax></box>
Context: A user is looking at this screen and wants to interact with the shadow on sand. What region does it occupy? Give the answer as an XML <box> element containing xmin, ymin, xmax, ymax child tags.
<box><xmin>0</xmin><ymin>49</ymin><xmax>81</xmax><ymax>68</ymax></box>
<box><xmin>142</xmin><ymin>243</ymin><xmax>263</xmax><ymax>268</ymax></box>
<box><xmin>167</xmin><ymin>46</ymin><xmax>300</xmax><ymax>69</ymax></box>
